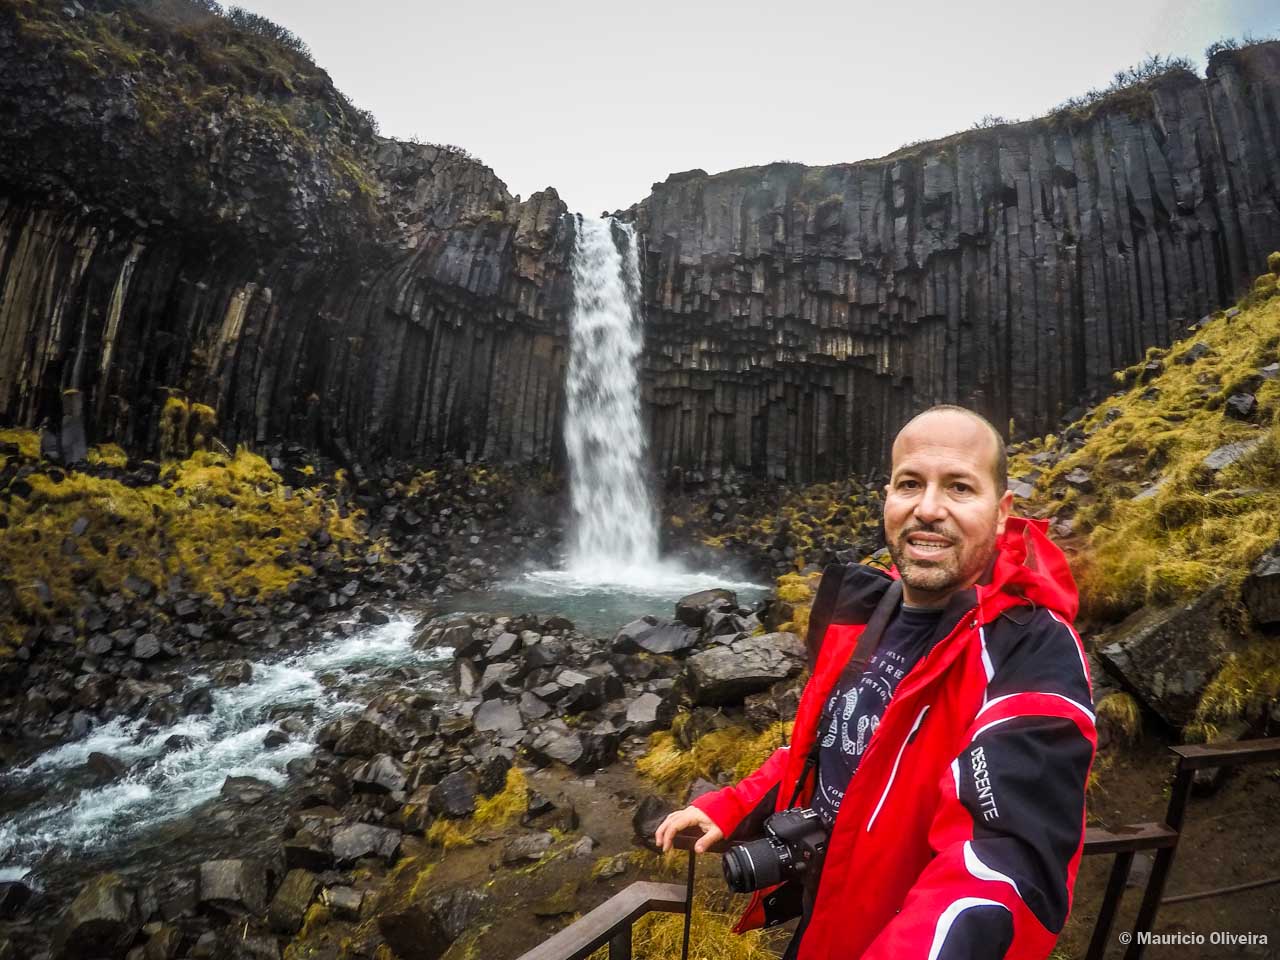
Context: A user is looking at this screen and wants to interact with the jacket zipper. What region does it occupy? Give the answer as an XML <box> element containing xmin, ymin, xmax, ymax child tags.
<box><xmin>865</xmin><ymin>703</ymin><xmax>930</xmax><ymax>832</ymax></box>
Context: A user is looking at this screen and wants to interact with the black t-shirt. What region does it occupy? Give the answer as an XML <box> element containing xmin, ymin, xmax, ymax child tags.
<box><xmin>810</xmin><ymin>603</ymin><xmax>944</xmax><ymax>827</ymax></box>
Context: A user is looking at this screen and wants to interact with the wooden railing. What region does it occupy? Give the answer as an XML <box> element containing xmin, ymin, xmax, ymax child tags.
<box><xmin>514</xmin><ymin>737</ymin><xmax>1280</xmax><ymax>960</ymax></box>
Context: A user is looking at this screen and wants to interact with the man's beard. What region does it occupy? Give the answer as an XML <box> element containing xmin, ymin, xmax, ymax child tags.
<box><xmin>888</xmin><ymin>522</ymin><xmax>998</xmax><ymax>598</ymax></box>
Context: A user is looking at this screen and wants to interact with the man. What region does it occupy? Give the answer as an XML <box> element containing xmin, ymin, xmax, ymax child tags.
<box><xmin>655</xmin><ymin>405</ymin><xmax>1096</xmax><ymax>960</ymax></box>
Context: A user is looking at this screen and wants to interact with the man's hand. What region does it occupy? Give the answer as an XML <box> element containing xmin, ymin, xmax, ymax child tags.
<box><xmin>654</xmin><ymin>805</ymin><xmax>725</xmax><ymax>853</ymax></box>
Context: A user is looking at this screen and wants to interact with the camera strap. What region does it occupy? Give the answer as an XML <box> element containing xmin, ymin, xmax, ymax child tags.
<box><xmin>790</xmin><ymin>579</ymin><xmax>903</xmax><ymax>808</ymax></box>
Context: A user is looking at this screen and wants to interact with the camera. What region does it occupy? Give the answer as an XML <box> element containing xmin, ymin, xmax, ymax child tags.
<box><xmin>721</xmin><ymin>807</ymin><xmax>828</xmax><ymax>893</ymax></box>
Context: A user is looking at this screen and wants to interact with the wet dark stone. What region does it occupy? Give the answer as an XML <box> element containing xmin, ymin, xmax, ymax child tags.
<box><xmin>359</xmin><ymin>605</ymin><xmax>390</xmax><ymax>625</ymax></box>
<box><xmin>1243</xmin><ymin>548</ymin><xmax>1280</xmax><ymax>626</ymax></box>
<box><xmin>675</xmin><ymin>588</ymin><xmax>738</xmax><ymax>627</ymax></box>
<box><xmin>1225</xmin><ymin>392</ymin><xmax>1258</xmax><ymax>420</ymax></box>
<box><xmin>86</xmin><ymin>751</ymin><xmax>127</xmax><ymax>784</ymax></box>
<box><xmin>53</xmin><ymin>873</ymin><xmax>142</xmax><ymax>959</ymax></box>
<box><xmin>266</xmin><ymin>869</ymin><xmax>317</xmax><ymax>935</ymax></box>
<box><xmin>198</xmin><ymin>859</ymin><xmax>269</xmax><ymax>916</ymax></box>
<box><xmin>428</xmin><ymin>771</ymin><xmax>477</xmax><ymax>819</ymax></box>
<box><xmin>0</xmin><ymin>881</ymin><xmax>32</xmax><ymax>919</ymax></box>
<box><xmin>350</xmin><ymin>754</ymin><xmax>408</xmax><ymax>795</ymax></box>
<box><xmin>378</xmin><ymin>887</ymin><xmax>489</xmax><ymax>960</ymax></box>
<box><xmin>473</xmin><ymin>699</ymin><xmax>522</xmax><ymax>735</ymax></box>
<box><xmin>220</xmin><ymin>776</ymin><xmax>275</xmax><ymax>805</ymax></box>
<box><xmin>331</xmin><ymin>823</ymin><xmax>401</xmax><ymax>865</ymax></box>
<box><xmin>613</xmin><ymin>617</ymin><xmax>700</xmax><ymax>655</ymax></box>
<box><xmin>180</xmin><ymin>687</ymin><xmax>214</xmax><ymax>716</ymax></box>
<box><xmin>477</xmin><ymin>753</ymin><xmax>513</xmax><ymax>797</ymax></box>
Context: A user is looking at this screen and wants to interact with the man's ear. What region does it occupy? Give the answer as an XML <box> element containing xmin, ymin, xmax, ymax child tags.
<box><xmin>995</xmin><ymin>489</ymin><xmax>1014</xmax><ymax>536</ymax></box>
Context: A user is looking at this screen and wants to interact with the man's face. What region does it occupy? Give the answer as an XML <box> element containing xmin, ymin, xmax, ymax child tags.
<box><xmin>883</xmin><ymin>411</ymin><xmax>1013</xmax><ymax>608</ymax></box>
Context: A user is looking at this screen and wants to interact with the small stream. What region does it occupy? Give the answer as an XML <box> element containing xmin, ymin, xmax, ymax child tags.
<box><xmin>0</xmin><ymin>615</ymin><xmax>450</xmax><ymax>890</ymax></box>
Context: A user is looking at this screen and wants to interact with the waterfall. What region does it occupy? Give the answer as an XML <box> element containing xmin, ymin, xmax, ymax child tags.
<box><xmin>563</xmin><ymin>217</ymin><xmax>658</xmax><ymax>575</ymax></box>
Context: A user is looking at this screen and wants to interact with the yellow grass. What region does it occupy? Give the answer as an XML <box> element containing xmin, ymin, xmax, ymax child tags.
<box><xmin>424</xmin><ymin>768</ymin><xmax>529</xmax><ymax>848</ymax></box>
<box><xmin>1017</xmin><ymin>280</ymin><xmax>1280</xmax><ymax>620</ymax></box>
<box><xmin>637</xmin><ymin>720</ymin><xmax>793</xmax><ymax>791</ymax></box>
<box><xmin>0</xmin><ymin>446</ymin><xmax>367</xmax><ymax>647</ymax></box>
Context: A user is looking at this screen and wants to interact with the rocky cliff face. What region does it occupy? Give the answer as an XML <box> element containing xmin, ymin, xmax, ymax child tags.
<box><xmin>632</xmin><ymin>42</ymin><xmax>1280</xmax><ymax>480</ymax></box>
<box><xmin>3</xmin><ymin>3</ymin><xmax>1280</xmax><ymax>483</ymax></box>
<box><xmin>0</xmin><ymin>0</ymin><xmax>576</xmax><ymax>469</ymax></box>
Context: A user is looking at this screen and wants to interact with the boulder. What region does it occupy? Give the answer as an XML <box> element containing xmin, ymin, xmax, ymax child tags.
<box><xmin>1242</xmin><ymin>548</ymin><xmax>1280</xmax><ymax>627</ymax></box>
<box><xmin>674</xmin><ymin>589</ymin><xmax>738</xmax><ymax>627</ymax></box>
<box><xmin>623</xmin><ymin>692</ymin><xmax>673</xmax><ymax>735</ymax></box>
<box><xmin>1225</xmin><ymin>393</ymin><xmax>1257</xmax><ymax>420</ymax></box>
<box><xmin>220</xmin><ymin>776</ymin><xmax>275</xmax><ymax>805</ymax></box>
<box><xmin>501</xmin><ymin>831</ymin><xmax>555</xmax><ymax>863</ymax></box>
<box><xmin>323</xmin><ymin>886</ymin><xmax>364</xmax><ymax>921</ymax></box>
<box><xmin>378</xmin><ymin>887</ymin><xmax>489</xmax><ymax>960</ymax></box>
<box><xmin>743</xmin><ymin>676</ymin><xmax>805</xmax><ymax>730</ymax></box>
<box><xmin>1097</xmin><ymin>587</ymin><xmax>1238</xmax><ymax>728</ymax></box>
<box><xmin>613</xmin><ymin>617</ymin><xmax>699</xmax><ymax>655</ymax></box>
<box><xmin>685</xmin><ymin>633</ymin><xmax>805</xmax><ymax>705</ymax></box>
<box><xmin>54</xmin><ymin>873</ymin><xmax>141</xmax><ymax>960</ymax></box>
<box><xmin>266</xmin><ymin>870</ymin><xmax>318</xmax><ymax>935</ymax></box>
<box><xmin>1203</xmin><ymin>437</ymin><xmax>1263</xmax><ymax>472</ymax></box>
<box><xmin>334</xmin><ymin>716</ymin><xmax>407</xmax><ymax>758</ymax></box>
<box><xmin>332</xmin><ymin>823</ymin><xmax>401</xmax><ymax>865</ymax></box>
<box><xmin>0</xmin><ymin>881</ymin><xmax>31</xmax><ymax>919</ymax></box>
<box><xmin>86</xmin><ymin>751</ymin><xmax>127</xmax><ymax>784</ymax></box>
<box><xmin>485</xmin><ymin>632</ymin><xmax>521</xmax><ymax>661</ymax></box>
<box><xmin>350</xmin><ymin>755</ymin><xmax>408</xmax><ymax>795</ymax></box>
<box><xmin>477</xmin><ymin>662</ymin><xmax>519</xmax><ymax>700</ymax></box>
<box><xmin>428</xmin><ymin>771</ymin><xmax>477</xmax><ymax>819</ymax></box>
<box><xmin>473</xmin><ymin>699</ymin><xmax>522</xmax><ymax>735</ymax></box>
<box><xmin>198</xmin><ymin>859</ymin><xmax>269</xmax><ymax>916</ymax></box>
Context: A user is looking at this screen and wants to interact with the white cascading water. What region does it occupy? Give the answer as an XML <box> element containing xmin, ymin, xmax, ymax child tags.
<box><xmin>0</xmin><ymin>618</ymin><xmax>449</xmax><ymax>882</ymax></box>
<box><xmin>563</xmin><ymin>217</ymin><xmax>658</xmax><ymax>576</ymax></box>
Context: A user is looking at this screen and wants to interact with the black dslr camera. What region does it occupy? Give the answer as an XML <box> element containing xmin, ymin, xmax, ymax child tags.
<box><xmin>721</xmin><ymin>807</ymin><xmax>829</xmax><ymax>893</ymax></box>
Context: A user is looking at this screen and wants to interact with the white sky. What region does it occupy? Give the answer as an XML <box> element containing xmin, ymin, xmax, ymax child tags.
<box><xmin>240</xmin><ymin>0</ymin><xmax>1275</xmax><ymax>215</ymax></box>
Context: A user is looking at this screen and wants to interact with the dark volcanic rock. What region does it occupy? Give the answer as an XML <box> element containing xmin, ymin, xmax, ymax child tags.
<box><xmin>473</xmin><ymin>699</ymin><xmax>523</xmax><ymax>735</ymax></box>
<box><xmin>220</xmin><ymin>776</ymin><xmax>276</xmax><ymax>805</ymax></box>
<box><xmin>332</xmin><ymin>823</ymin><xmax>401</xmax><ymax>865</ymax></box>
<box><xmin>86</xmin><ymin>751</ymin><xmax>127</xmax><ymax>784</ymax></box>
<box><xmin>54</xmin><ymin>873</ymin><xmax>141</xmax><ymax>960</ymax></box>
<box><xmin>675</xmin><ymin>589</ymin><xmax>738</xmax><ymax>627</ymax></box>
<box><xmin>198</xmin><ymin>859</ymin><xmax>270</xmax><ymax>916</ymax></box>
<box><xmin>267</xmin><ymin>870</ymin><xmax>318</xmax><ymax>935</ymax></box>
<box><xmin>685</xmin><ymin>633</ymin><xmax>806</xmax><ymax>705</ymax></box>
<box><xmin>0</xmin><ymin>881</ymin><xmax>31</xmax><ymax>919</ymax></box>
<box><xmin>1097</xmin><ymin>587</ymin><xmax>1238</xmax><ymax>728</ymax></box>
<box><xmin>428</xmin><ymin>771</ymin><xmax>478</xmax><ymax>819</ymax></box>
<box><xmin>378</xmin><ymin>887</ymin><xmax>490</xmax><ymax>960</ymax></box>
<box><xmin>613</xmin><ymin>618</ymin><xmax>699</xmax><ymax>655</ymax></box>
<box><xmin>1243</xmin><ymin>548</ymin><xmax>1280</xmax><ymax>626</ymax></box>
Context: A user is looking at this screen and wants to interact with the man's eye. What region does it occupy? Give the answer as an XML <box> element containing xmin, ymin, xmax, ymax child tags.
<box><xmin>952</xmin><ymin>483</ymin><xmax>971</xmax><ymax>493</ymax></box>
<box><xmin>898</xmin><ymin>480</ymin><xmax>919</xmax><ymax>490</ymax></box>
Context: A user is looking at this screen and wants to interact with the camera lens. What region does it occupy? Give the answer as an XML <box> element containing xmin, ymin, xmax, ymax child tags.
<box><xmin>722</xmin><ymin>837</ymin><xmax>789</xmax><ymax>893</ymax></box>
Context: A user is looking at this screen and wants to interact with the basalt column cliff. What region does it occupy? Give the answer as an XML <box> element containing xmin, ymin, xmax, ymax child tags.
<box><xmin>0</xmin><ymin>1</ymin><xmax>575</xmax><ymax>469</ymax></box>
<box><xmin>631</xmin><ymin>43</ymin><xmax>1280</xmax><ymax>481</ymax></box>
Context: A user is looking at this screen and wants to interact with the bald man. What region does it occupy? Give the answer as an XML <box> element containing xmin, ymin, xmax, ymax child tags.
<box><xmin>657</xmin><ymin>405</ymin><xmax>1096</xmax><ymax>960</ymax></box>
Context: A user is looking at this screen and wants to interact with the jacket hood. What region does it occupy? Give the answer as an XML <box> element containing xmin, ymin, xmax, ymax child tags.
<box><xmin>979</xmin><ymin>515</ymin><xmax>1079</xmax><ymax>621</ymax></box>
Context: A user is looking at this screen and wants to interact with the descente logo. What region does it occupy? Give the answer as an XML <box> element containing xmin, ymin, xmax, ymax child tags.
<box><xmin>970</xmin><ymin>746</ymin><xmax>1000</xmax><ymax>821</ymax></box>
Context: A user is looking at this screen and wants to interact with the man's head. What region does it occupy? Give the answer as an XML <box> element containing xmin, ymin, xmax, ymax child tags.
<box><xmin>883</xmin><ymin>405</ymin><xmax>1013</xmax><ymax>608</ymax></box>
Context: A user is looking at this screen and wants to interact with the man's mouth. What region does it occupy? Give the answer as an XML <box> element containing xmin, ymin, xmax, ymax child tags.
<box><xmin>903</xmin><ymin>532</ymin><xmax>953</xmax><ymax>557</ymax></box>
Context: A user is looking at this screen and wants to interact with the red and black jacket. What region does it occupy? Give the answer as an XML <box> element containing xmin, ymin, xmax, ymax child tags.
<box><xmin>693</xmin><ymin>517</ymin><xmax>1096</xmax><ymax>960</ymax></box>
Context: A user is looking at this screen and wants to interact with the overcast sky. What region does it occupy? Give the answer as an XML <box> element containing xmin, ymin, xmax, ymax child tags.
<box><xmin>241</xmin><ymin>0</ymin><xmax>1274</xmax><ymax>215</ymax></box>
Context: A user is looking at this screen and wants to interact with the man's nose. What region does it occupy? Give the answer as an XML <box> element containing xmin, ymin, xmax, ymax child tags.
<box><xmin>914</xmin><ymin>484</ymin><xmax>947</xmax><ymax>523</ymax></box>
